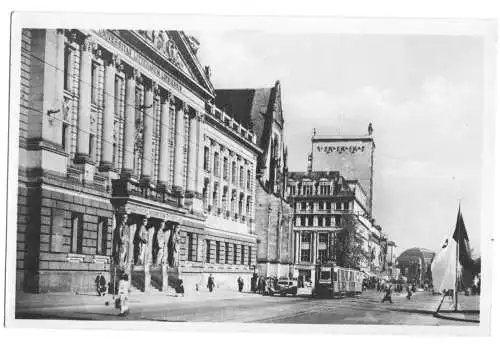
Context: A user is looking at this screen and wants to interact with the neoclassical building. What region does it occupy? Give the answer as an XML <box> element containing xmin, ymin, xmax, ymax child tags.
<box><xmin>16</xmin><ymin>29</ymin><xmax>259</xmax><ymax>293</ymax></box>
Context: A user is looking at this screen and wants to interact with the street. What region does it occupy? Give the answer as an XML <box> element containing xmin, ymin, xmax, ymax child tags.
<box><xmin>15</xmin><ymin>290</ymin><xmax>479</xmax><ymax>325</ymax></box>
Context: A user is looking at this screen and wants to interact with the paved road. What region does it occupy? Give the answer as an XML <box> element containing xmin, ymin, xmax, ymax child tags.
<box><xmin>16</xmin><ymin>290</ymin><xmax>479</xmax><ymax>325</ymax></box>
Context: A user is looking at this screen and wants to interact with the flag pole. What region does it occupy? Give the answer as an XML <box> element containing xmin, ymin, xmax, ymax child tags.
<box><xmin>454</xmin><ymin>203</ymin><xmax>460</xmax><ymax>312</ymax></box>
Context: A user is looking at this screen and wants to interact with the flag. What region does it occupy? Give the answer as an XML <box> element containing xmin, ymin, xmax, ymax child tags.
<box><xmin>453</xmin><ymin>208</ymin><xmax>473</xmax><ymax>269</ymax></box>
<box><xmin>431</xmin><ymin>206</ymin><xmax>472</xmax><ymax>293</ymax></box>
<box><xmin>431</xmin><ymin>232</ymin><xmax>458</xmax><ymax>293</ymax></box>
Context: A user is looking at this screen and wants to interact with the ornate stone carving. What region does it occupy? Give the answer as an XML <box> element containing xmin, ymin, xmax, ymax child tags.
<box><xmin>62</xmin><ymin>96</ymin><xmax>71</xmax><ymax>122</ymax></box>
<box><xmin>153</xmin><ymin>221</ymin><xmax>168</xmax><ymax>266</ymax></box>
<box><xmin>81</xmin><ymin>35</ymin><xmax>94</xmax><ymax>52</ymax></box>
<box><xmin>134</xmin><ymin>217</ymin><xmax>149</xmax><ymax>265</ymax></box>
<box><xmin>167</xmin><ymin>224</ymin><xmax>181</xmax><ymax>268</ymax></box>
<box><xmin>134</xmin><ymin>69</ymin><xmax>143</xmax><ymax>85</ymax></box>
<box><xmin>113</xmin><ymin>214</ymin><xmax>130</xmax><ymax>269</ymax></box>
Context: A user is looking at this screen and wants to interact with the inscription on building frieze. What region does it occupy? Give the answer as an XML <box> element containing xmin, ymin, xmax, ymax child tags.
<box><xmin>93</xmin><ymin>30</ymin><xmax>182</xmax><ymax>93</ymax></box>
<box><xmin>315</xmin><ymin>145</ymin><xmax>365</xmax><ymax>155</ymax></box>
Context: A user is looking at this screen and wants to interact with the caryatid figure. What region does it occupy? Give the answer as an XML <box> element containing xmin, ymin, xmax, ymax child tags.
<box><xmin>134</xmin><ymin>217</ymin><xmax>149</xmax><ymax>265</ymax></box>
<box><xmin>113</xmin><ymin>214</ymin><xmax>130</xmax><ymax>268</ymax></box>
<box><xmin>154</xmin><ymin>221</ymin><xmax>167</xmax><ymax>266</ymax></box>
<box><xmin>168</xmin><ymin>224</ymin><xmax>181</xmax><ymax>267</ymax></box>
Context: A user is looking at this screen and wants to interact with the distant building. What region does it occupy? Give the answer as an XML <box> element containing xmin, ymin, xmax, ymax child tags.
<box><xmin>215</xmin><ymin>81</ymin><xmax>294</xmax><ymax>278</ymax></box>
<box><xmin>287</xmin><ymin>129</ymin><xmax>388</xmax><ymax>281</ymax></box>
<box><xmin>396</xmin><ymin>248</ymin><xmax>435</xmax><ymax>286</ymax></box>
<box><xmin>310</xmin><ymin>133</ymin><xmax>375</xmax><ymax>213</ymax></box>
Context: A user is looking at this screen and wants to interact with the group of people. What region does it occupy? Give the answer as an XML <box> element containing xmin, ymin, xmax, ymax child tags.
<box><xmin>252</xmin><ymin>275</ymin><xmax>277</xmax><ymax>295</ymax></box>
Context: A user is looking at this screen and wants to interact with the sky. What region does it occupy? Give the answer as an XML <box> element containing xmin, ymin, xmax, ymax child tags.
<box><xmin>194</xmin><ymin>30</ymin><xmax>484</xmax><ymax>256</ymax></box>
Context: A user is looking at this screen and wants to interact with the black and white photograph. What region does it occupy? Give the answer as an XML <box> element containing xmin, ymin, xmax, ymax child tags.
<box><xmin>4</xmin><ymin>10</ymin><xmax>497</xmax><ymax>338</ymax></box>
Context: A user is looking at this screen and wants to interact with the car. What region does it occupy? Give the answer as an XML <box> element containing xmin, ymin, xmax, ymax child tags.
<box><xmin>271</xmin><ymin>279</ymin><xmax>298</xmax><ymax>296</ymax></box>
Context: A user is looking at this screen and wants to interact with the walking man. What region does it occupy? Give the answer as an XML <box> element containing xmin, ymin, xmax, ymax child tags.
<box><xmin>116</xmin><ymin>273</ymin><xmax>130</xmax><ymax>316</ymax></box>
<box><xmin>381</xmin><ymin>283</ymin><xmax>393</xmax><ymax>304</ymax></box>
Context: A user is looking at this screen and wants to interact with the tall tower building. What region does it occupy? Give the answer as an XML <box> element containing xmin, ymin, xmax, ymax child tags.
<box><xmin>310</xmin><ymin>130</ymin><xmax>375</xmax><ymax>214</ymax></box>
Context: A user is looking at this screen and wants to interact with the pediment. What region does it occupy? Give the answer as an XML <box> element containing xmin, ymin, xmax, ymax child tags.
<box><xmin>137</xmin><ymin>30</ymin><xmax>215</xmax><ymax>96</ymax></box>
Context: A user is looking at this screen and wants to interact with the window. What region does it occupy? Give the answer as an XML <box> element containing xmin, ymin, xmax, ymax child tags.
<box><xmin>307</xmin><ymin>216</ymin><xmax>313</xmax><ymax>226</ymax></box>
<box><xmin>318</xmin><ymin>217</ymin><xmax>323</xmax><ymax>227</ymax></box>
<box><xmin>248</xmin><ymin>246</ymin><xmax>252</xmax><ymax>265</ymax></box>
<box><xmin>300</xmin><ymin>249</ymin><xmax>310</xmax><ymax>262</ymax></box>
<box><xmin>325</xmin><ymin>217</ymin><xmax>331</xmax><ymax>226</ymax></box>
<box><xmin>320</xmin><ymin>185</ymin><xmax>331</xmax><ymax>195</ymax></box>
<box><xmin>71</xmin><ymin>212</ymin><xmax>83</xmax><ymax>254</ymax></box>
<box><xmin>215</xmin><ymin>241</ymin><xmax>221</xmax><ymax>263</ymax></box>
<box><xmin>319</xmin><ymin>233</ymin><xmax>328</xmax><ymax>244</ymax></box>
<box><xmin>112</xmin><ymin>141</ymin><xmax>118</xmax><ymax>169</ymax></box>
<box><xmin>301</xmin><ymin>202</ymin><xmax>307</xmax><ymax>210</ymax></box>
<box><xmin>246</xmin><ymin>197</ymin><xmax>251</xmax><ymax>216</ymax></box>
<box><xmin>304</xmin><ymin>185</ymin><xmax>312</xmax><ymax>195</ymax></box>
<box><xmin>205</xmin><ymin>240</ymin><xmax>211</xmax><ymax>263</ymax></box>
<box><xmin>239</xmin><ymin>166</ymin><xmax>244</xmax><ymax>188</ymax></box>
<box><xmin>247</xmin><ymin>169</ymin><xmax>251</xmax><ymax>190</ymax></box>
<box><xmin>241</xmin><ymin>245</ymin><xmax>245</xmax><ymax>265</ymax></box>
<box><xmin>96</xmin><ymin>217</ymin><xmax>107</xmax><ymax>256</ymax></box>
<box><xmin>91</xmin><ymin>62</ymin><xmax>98</xmax><ymax>105</ymax></box>
<box><xmin>225</xmin><ymin>242</ymin><xmax>229</xmax><ymax>264</ymax></box>
<box><xmin>213</xmin><ymin>152</ymin><xmax>220</xmax><ymax>177</ymax></box>
<box><xmin>238</xmin><ymin>196</ymin><xmax>243</xmax><ymax>217</ymax></box>
<box><xmin>203</xmin><ymin>146</ymin><xmax>210</xmax><ymax>171</ymax></box>
<box><xmin>63</xmin><ymin>44</ymin><xmax>72</xmax><ymax>92</ymax></box>
<box><xmin>344</xmin><ymin>202</ymin><xmax>350</xmax><ymax>210</ymax></box>
<box><xmin>222</xmin><ymin>157</ymin><xmax>228</xmax><ymax>180</ymax></box>
<box><xmin>335</xmin><ymin>215</ymin><xmax>341</xmax><ymax>226</ymax></box>
<box><xmin>231</xmin><ymin>161</ymin><xmax>237</xmax><ymax>184</ymax></box>
<box><xmin>212</xmin><ymin>183</ymin><xmax>219</xmax><ymax>211</ymax></box>
<box><xmin>318</xmin><ymin>249</ymin><xmax>327</xmax><ymax>262</ymax></box>
<box><xmin>89</xmin><ymin>134</ymin><xmax>95</xmax><ymax>162</ymax></box>
<box><xmin>290</xmin><ymin>186</ymin><xmax>296</xmax><ymax>195</ymax></box>
<box><xmin>319</xmin><ymin>202</ymin><xmax>324</xmax><ymax>210</ymax></box>
<box><xmin>336</xmin><ymin>202</ymin><xmax>342</xmax><ymax>210</ymax></box>
<box><xmin>114</xmin><ymin>76</ymin><xmax>122</xmax><ymax>113</ymax></box>
<box><xmin>187</xmin><ymin>233</ymin><xmax>194</xmax><ymax>261</ymax></box>
<box><xmin>326</xmin><ymin>202</ymin><xmax>331</xmax><ymax>209</ymax></box>
<box><xmin>233</xmin><ymin>244</ymin><xmax>238</xmax><ymax>264</ymax></box>
<box><xmin>301</xmin><ymin>232</ymin><xmax>311</xmax><ymax>243</ymax></box>
<box><xmin>309</xmin><ymin>202</ymin><xmax>314</xmax><ymax>209</ymax></box>
<box><xmin>300</xmin><ymin>216</ymin><xmax>306</xmax><ymax>226</ymax></box>
<box><xmin>62</xmin><ymin>123</ymin><xmax>69</xmax><ymax>151</ymax></box>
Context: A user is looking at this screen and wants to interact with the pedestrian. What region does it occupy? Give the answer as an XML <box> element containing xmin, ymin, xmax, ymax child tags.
<box><xmin>95</xmin><ymin>272</ymin><xmax>107</xmax><ymax>296</ymax></box>
<box><xmin>207</xmin><ymin>273</ymin><xmax>215</xmax><ymax>293</ymax></box>
<box><xmin>116</xmin><ymin>273</ymin><xmax>130</xmax><ymax>316</ymax></box>
<box><xmin>237</xmin><ymin>276</ymin><xmax>244</xmax><ymax>292</ymax></box>
<box><xmin>381</xmin><ymin>284</ymin><xmax>393</xmax><ymax>304</ymax></box>
<box><xmin>406</xmin><ymin>284</ymin><xmax>412</xmax><ymax>300</ymax></box>
<box><xmin>176</xmin><ymin>279</ymin><xmax>185</xmax><ymax>297</ymax></box>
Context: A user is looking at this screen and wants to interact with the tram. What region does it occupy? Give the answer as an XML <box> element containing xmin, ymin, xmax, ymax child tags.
<box><xmin>313</xmin><ymin>263</ymin><xmax>364</xmax><ymax>298</ymax></box>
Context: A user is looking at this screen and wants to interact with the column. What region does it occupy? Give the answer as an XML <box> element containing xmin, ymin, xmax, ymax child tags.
<box><xmin>75</xmin><ymin>35</ymin><xmax>92</xmax><ymax>163</ymax></box>
<box><xmin>141</xmin><ymin>82</ymin><xmax>154</xmax><ymax>183</ymax></box>
<box><xmin>157</xmin><ymin>93</ymin><xmax>171</xmax><ymax>188</ymax></box>
<box><xmin>99</xmin><ymin>55</ymin><xmax>116</xmax><ymax>171</ymax></box>
<box><xmin>172</xmin><ymin>99</ymin><xmax>186</xmax><ymax>195</ymax></box>
<box><xmin>186</xmin><ymin>112</ymin><xmax>197</xmax><ymax>196</ymax></box>
<box><xmin>121</xmin><ymin>69</ymin><xmax>136</xmax><ymax>176</ymax></box>
<box><xmin>196</xmin><ymin>113</ymin><xmax>205</xmax><ymax>196</ymax></box>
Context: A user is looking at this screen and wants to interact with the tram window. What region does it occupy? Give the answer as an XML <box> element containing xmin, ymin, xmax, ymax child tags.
<box><xmin>320</xmin><ymin>271</ymin><xmax>331</xmax><ymax>280</ymax></box>
<box><xmin>333</xmin><ymin>272</ymin><xmax>338</xmax><ymax>281</ymax></box>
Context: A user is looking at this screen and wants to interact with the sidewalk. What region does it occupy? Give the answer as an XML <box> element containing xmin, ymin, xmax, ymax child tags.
<box><xmin>16</xmin><ymin>288</ymin><xmax>261</xmax><ymax>312</ymax></box>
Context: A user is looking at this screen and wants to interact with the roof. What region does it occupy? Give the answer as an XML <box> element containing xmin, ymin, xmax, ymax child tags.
<box><xmin>215</xmin><ymin>81</ymin><xmax>283</xmax><ymax>155</ymax></box>
<box><xmin>397</xmin><ymin>248</ymin><xmax>436</xmax><ymax>264</ymax></box>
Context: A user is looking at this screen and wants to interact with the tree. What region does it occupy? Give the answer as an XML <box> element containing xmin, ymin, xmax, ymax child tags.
<box><xmin>335</xmin><ymin>214</ymin><xmax>368</xmax><ymax>269</ymax></box>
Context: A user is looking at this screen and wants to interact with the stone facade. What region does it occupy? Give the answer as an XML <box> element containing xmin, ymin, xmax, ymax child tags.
<box><xmin>215</xmin><ymin>81</ymin><xmax>294</xmax><ymax>278</ymax></box>
<box><xmin>16</xmin><ymin>29</ymin><xmax>260</xmax><ymax>294</ymax></box>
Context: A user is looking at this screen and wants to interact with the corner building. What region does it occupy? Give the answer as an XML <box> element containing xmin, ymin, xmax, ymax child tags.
<box><xmin>16</xmin><ymin>29</ymin><xmax>258</xmax><ymax>293</ymax></box>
